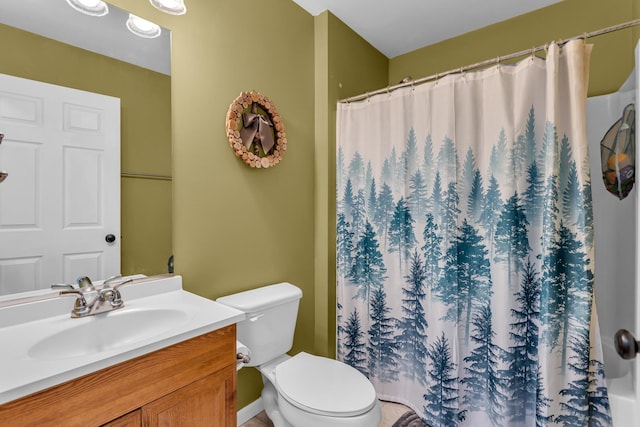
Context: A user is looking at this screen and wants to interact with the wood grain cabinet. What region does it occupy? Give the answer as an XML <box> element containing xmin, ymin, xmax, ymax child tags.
<box><xmin>141</xmin><ymin>368</ymin><xmax>235</xmax><ymax>426</ymax></box>
<box><xmin>0</xmin><ymin>324</ymin><xmax>237</xmax><ymax>427</ymax></box>
<box><xmin>102</xmin><ymin>410</ymin><xmax>141</xmax><ymax>427</ymax></box>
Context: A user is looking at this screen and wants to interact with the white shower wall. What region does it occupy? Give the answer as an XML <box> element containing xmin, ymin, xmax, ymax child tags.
<box><xmin>586</xmin><ymin>59</ymin><xmax>640</xmax><ymax>426</ymax></box>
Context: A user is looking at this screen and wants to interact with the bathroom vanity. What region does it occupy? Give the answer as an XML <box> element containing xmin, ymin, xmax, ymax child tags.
<box><xmin>1</xmin><ymin>325</ymin><xmax>236</xmax><ymax>426</ymax></box>
<box><xmin>0</xmin><ymin>275</ymin><xmax>244</xmax><ymax>427</ymax></box>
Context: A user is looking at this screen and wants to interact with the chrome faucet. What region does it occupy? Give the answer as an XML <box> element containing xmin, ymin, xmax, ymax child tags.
<box><xmin>53</xmin><ymin>275</ymin><xmax>134</xmax><ymax>318</ymax></box>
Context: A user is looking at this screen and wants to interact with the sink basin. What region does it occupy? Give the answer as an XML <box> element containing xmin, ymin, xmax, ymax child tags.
<box><xmin>0</xmin><ymin>275</ymin><xmax>246</xmax><ymax>405</ymax></box>
<box><xmin>28</xmin><ymin>308</ymin><xmax>190</xmax><ymax>360</ymax></box>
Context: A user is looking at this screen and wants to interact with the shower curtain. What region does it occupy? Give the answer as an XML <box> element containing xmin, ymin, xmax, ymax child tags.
<box><xmin>336</xmin><ymin>40</ymin><xmax>612</xmax><ymax>426</ymax></box>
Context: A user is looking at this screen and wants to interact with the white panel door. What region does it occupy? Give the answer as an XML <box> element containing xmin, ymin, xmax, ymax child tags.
<box><xmin>0</xmin><ymin>73</ymin><xmax>120</xmax><ymax>295</ymax></box>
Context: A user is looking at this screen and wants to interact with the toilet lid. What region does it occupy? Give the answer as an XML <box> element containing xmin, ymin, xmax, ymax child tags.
<box><xmin>274</xmin><ymin>352</ymin><xmax>377</xmax><ymax>417</ymax></box>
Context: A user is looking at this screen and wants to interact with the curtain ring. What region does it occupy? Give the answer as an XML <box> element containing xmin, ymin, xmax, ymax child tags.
<box><xmin>366</xmin><ymin>92</ymin><xmax>370</xmax><ymax>102</ymax></box>
<box><xmin>386</xmin><ymin>87</ymin><xmax>391</xmax><ymax>97</ymax></box>
<box><xmin>530</xmin><ymin>46</ymin><xmax>536</xmax><ymax>61</ymax></box>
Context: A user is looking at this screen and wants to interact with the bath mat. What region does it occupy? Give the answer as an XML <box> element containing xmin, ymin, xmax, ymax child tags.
<box><xmin>392</xmin><ymin>410</ymin><xmax>430</xmax><ymax>427</ymax></box>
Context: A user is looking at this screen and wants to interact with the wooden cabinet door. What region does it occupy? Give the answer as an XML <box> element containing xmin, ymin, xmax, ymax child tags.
<box><xmin>102</xmin><ymin>409</ymin><xmax>141</xmax><ymax>427</ymax></box>
<box><xmin>142</xmin><ymin>364</ymin><xmax>236</xmax><ymax>427</ymax></box>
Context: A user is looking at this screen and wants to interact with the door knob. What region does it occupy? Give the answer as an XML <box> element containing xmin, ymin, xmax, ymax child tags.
<box><xmin>614</xmin><ymin>329</ymin><xmax>639</xmax><ymax>360</ymax></box>
<box><xmin>105</xmin><ymin>234</ymin><xmax>116</xmax><ymax>243</ymax></box>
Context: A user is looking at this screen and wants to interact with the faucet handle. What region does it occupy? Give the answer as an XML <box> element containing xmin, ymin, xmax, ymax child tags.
<box><xmin>102</xmin><ymin>274</ymin><xmax>122</xmax><ymax>287</ymax></box>
<box><xmin>51</xmin><ymin>283</ymin><xmax>75</xmax><ymax>290</ymax></box>
<box><xmin>59</xmin><ymin>290</ymin><xmax>90</xmax><ymax>317</ymax></box>
<box><xmin>101</xmin><ymin>275</ymin><xmax>133</xmax><ymax>291</ymax></box>
<box><xmin>107</xmin><ymin>278</ymin><xmax>134</xmax><ymax>308</ymax></box>
<box><xmin>112</xmin><ymin>278</ymin><xmax>134</xmax><ymax>291</ymax></box>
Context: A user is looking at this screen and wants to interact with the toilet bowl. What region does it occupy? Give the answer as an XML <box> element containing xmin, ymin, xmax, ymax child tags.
<box><xmin>216</xmin><ymin>283</ymin><xmax>381</xmax><ymax>427</ymax></box>
<box><xmin>258</xmin><ymin>352</ymin><xmax>381</xmax><ymax>427</ymax></box>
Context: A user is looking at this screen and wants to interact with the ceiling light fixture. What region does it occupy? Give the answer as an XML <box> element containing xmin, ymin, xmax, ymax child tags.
<box><xmin>65</xmin><ymin>0</ymin><xmax>109</xmax><ymax>17</ymax></box>
<box><xmin>126</xmin><ymin>14</ymin><xmax>162</xmax><ymax>39</ymax></box>
<box><xmin>149</xmin><ymin>0</ymin><xmax>187</xmax><ymax>15</ymax></box>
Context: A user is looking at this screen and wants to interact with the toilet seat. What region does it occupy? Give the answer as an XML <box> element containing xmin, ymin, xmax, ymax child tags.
<box><xmin>274</xmin><ymin>352</ymin><xmax>377</xmax><ymax>417</ymax></box>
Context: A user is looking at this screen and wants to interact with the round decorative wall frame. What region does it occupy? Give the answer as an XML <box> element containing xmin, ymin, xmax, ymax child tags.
<box><xmin>225</xmin><ymin>91</ymin><xmax>287</xmax><ymax>168</ymax></box>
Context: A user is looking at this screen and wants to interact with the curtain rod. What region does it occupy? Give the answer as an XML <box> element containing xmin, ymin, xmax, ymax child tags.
<box><xmin>339</xmin><ymin>18</ymin><xmax>640</xmax><ymax>104</ymax></box>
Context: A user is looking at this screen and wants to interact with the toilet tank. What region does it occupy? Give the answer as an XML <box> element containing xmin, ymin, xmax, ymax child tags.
<box><xmin>216</xmin><ymin>283</ymin><xmax>302</xmax><ymax>366</ymax></box>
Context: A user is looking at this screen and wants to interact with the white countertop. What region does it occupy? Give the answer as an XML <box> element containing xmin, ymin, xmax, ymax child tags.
<box><xmin>0</xmin><ymin>275</ymin><xmax>245</xmax><ymax>405</ymax></box>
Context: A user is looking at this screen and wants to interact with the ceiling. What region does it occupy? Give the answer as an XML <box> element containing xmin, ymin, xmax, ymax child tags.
<box><xmin>0</xmin><ymin>0</ymin><xmax>563</xmax><ymax>75</ymax></box>
<box><xmin>0</xmin><ymin>0</ymin><xmax>171</xmax><ymax>75</ymax></box>
<box><xmin>292</xmin><ymin>0</ymin><xmax>562</xmax><ymax>58</ymax></box>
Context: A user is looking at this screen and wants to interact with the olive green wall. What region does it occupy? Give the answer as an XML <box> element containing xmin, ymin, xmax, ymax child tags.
<box><xmin>0</xmin><ymin>23</ymin><xmax>172</xmax><ymax>279</ymax></box>
<box><xmin>390</xmin><ymin>0</ymin><xmax>640</xmax><ymax>97</ymax></box>
<box><xmin>313</xmin><ymin>11</ymin><xmax>388</xmax><ymax>358</ymax></box>
<box><xmin>113</xmin><ymin>0</ymin><xmax>316</xmax><ymax>409</ymax></box>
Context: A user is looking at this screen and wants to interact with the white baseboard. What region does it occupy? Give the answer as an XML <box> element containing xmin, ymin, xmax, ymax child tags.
<box><xmin>237</xmin><ymin>397</ymin><xmax>264</xmax><ymax>426</ymax></box>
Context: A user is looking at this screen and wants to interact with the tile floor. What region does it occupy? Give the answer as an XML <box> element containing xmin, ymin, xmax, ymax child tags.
<box><xmin>239</xmin><ymin>400</ymin><xmax>411</xmax><ymax>427</ymax></box>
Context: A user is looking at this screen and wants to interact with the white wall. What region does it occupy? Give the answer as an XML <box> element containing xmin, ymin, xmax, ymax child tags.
<box><xmin>586</xmin><ymin>67</ymin><xmax>638</xmax><ymax>425</ymax></box>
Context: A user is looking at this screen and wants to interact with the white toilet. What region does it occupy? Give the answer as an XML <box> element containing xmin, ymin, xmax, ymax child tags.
<box><xmin>217</xmin><ymin>282</ymin><xmax>381</xmax><ymax>427</ymax></box>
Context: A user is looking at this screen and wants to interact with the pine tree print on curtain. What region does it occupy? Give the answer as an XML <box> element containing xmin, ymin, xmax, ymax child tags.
<box><xmin>336</xmin><ymin>40</ymin><xmax>611</xmax><ymax>426</ymax></box>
